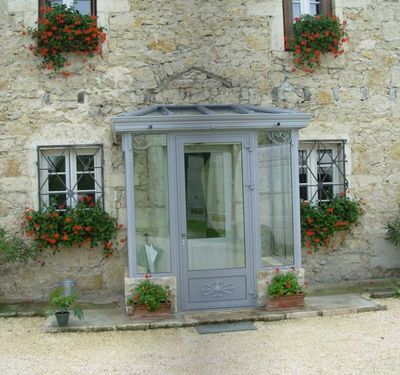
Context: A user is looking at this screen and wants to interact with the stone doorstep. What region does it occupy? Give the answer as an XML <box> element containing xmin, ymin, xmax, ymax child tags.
<box><xmin>43</xmin><ymin>294</ymin><xmax>387</xmax><ymax>333</ymax></box>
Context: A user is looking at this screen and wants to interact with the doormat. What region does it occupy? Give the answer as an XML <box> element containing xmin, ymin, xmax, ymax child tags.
<box><xmin>196</xmin><ymin>321</ymin><xmax>257</xmax><ymax>334</ymax></box>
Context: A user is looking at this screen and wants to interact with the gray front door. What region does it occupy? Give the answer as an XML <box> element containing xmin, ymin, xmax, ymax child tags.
<box><xmin>175</xmin><ymin>134</ymin><xmax>255</xmax><ymax>310</ymax></box>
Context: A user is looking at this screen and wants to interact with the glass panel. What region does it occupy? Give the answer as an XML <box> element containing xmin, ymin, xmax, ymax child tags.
<box><xmin>318</xmin><ymin>166</ymin><xmax>333</xmax><ymax>183</ymax></box>
<box><xmin>293</xmin><ymin>3</ymin><xmax>301</xmax><ymax>19</ymax></box>
<box><xmin>134</xmin><ymin>135</ymin><xmax>170</xmax><ymax>274</ymax></box>
<box><xmin>258</xmin><ymin>131</ymin><xmax>294</xmax><ymax>267</ymax></box>
<box><xmin>184</xmin><ymin>143</ymin><xmax>245</xmax><ymax>271</ymax></box>
<box><xmin>47</xmin><ymin>155</ymin><xmax>65</xmax><ymax>173</ymax></box>
<box><xmin>318</xmin><ymin>185</ymin><xmax>334</xmax><ymax>201</ymax></box>
<box><xmin>300</xmin><ymin>186</ymin><xmax>308</xmax><ymax>201</ymax></box>
<box><xmin>299</xmin><ymin>168</ymin><xmax>307</xmax><ymax>183</ymax></box>
<box><xmin>48</xmin><ymin>174</ymin><xmax>66</xmax><ymax>191</ymax></box>
<box><xmin>48</xmin><ymin>193</ymin><xmax>67</xmax><ymax>209</ymax></box>
<box><xmin>75</xmin><ymin>0</ymin><xmax>91</xmax><ymax>15</ymax></box>
<box><xmin>77</xmin><ymin>173</ymin><xmax>95</xmax><ymax>190</ymax></box>
<box><xmin>318</xmin><ymin>149</ymin><xmax>332</xmax><ymax>164</ymax></box>
<box><xmin>77</xmin><ymin>155</ymin><xmax>95</xmax><ymax>172</ymax></box>
<box><xmin>77</xmin><ymin>192</ymin><xmax>95</xmax><ymax>201</ymax></box>
<box><xmin>310</xmin><ymin>4</ymin><xmax>320</xmax><ymax>15</ymax></box>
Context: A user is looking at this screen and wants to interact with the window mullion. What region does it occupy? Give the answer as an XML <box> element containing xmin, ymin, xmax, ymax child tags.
<box><xmin>67</xmin><ymin>148</ymin><xmax>75</xmax><ymax>207</ymax></box>
<box><xmin>309</xmin><ymin>149</ymin><xmax>318</xmax><ymax>203</ymax></box>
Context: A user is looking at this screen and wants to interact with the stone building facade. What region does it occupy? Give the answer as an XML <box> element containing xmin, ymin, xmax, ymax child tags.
<box><xmin>1</xmin><ymin>0</ymin><xmax>400</xmax><ymax>303</ymax></box>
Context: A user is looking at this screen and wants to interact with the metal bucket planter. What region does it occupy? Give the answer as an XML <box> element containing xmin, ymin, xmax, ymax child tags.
<box><xmin>133</xmin><ymin>302</ymin><xmax>172</xmax><ymax>320</ymax></box>
<box><xmin>266</xmin><ymin>293</ymin><xmax>305</xmax><ymax>311</ymax></box>
<box><xmin>59</xmin><ymin>279</ymin><xmax>77</xmax><ymax>296</ymax></box>
<box><xmin>55</xmin><ymin>311</ymin><xmax>70</xmax><ymax>327</ymax></box>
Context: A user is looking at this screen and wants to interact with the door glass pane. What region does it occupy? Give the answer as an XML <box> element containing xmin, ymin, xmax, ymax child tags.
<box><xmin>134</xmin><ymin>135</ymin><xmax>170</xmax><ymax>274</ymax></box>
<box><xmin>184</xmin><ymin>143</ymin><xmax>245</xmax><ymax>271</ymax></box>
<box><xmin>258</xmin><ymin>131</ymin><xmax>294</xmax><ymax>267</ymax></box>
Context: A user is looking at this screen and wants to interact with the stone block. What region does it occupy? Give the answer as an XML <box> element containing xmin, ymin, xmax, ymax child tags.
<box><xmin>321</xmin><ymin>307</ymin><xmax>358</xmax><ymax>316</ymax></box>
<box><xmin>2</xmin><ymin>159</ymin><xmax>21</xmax><ymax>177</ymax></box>
<box><xmin>98</xmin><ymin>0</ymin><xmax>130</xmax><ymax>12</ymax></box>
<box><xmin>148</xmin><ymin>39</ymin><xmax>177</xmax><ymax>53</ymax></box>
<box><xmin>286</xmin><ymin>310</ymin><xmax>320</xmax><ymax>320</ymax></box>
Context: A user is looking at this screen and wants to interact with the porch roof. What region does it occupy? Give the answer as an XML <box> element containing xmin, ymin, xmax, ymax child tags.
<box><xmin>112</xmin><ymin>104</ymin><xmax>311</xmax><ymax>133</ymax></box>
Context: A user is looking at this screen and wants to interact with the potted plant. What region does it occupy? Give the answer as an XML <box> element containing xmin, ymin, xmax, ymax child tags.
<box><xmin>127</xmin><ymin>274</ymin><xmax>171</xmax><ymax>319</ymax></box>
<box><xmin>47</xmin><ymin>287</ymin><xmax>84</xmax><ymax>327</ymax></box>
<box><xmin>266</xmin><ymin>268</ymin><xmax>305</xmax><ymax>311</ymax></box>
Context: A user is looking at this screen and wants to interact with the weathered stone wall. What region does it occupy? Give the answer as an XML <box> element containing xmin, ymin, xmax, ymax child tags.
<box><xmin>1</xmin><ymin>0</ymin><xmax>400</xmax><ymax>301</ymax></box>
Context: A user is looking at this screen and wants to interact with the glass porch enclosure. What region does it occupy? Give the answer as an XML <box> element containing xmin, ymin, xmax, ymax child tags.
<box><xmin>113</xmin><ymin>105</ymin><xmax>310</xmax><ymax>310</ymax></box>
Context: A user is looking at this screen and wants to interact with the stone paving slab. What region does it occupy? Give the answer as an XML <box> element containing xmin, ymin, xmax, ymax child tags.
<box><xmin>43</xmin><ymin>294</ymin><xmax>387</xmax><ymax>333</ymax></box>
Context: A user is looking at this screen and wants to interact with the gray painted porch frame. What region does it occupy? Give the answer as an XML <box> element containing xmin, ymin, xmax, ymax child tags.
<box><xmin>115</xmin><ymin>105</ymin><xmax>310</xmax><ymax>307</ymax></box>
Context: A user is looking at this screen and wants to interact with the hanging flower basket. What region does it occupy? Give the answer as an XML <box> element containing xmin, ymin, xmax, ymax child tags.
<box><xmin>27</xmin><ymin>4</ymin><xmax>106</xmax><ymax>73</ymax></box>
<box><xmin>285</xmin><ymin>14</ymin><xmax>348</xmax><ymax>72</ymax></box>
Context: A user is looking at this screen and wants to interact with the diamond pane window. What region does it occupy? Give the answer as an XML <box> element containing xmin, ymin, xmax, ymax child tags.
<box><xmin>299</xmin><ymin>140</ymin><xmax>348</xmax><ymax>204</ymax></box>
<box><xmin>38</xmin><ymin>145</ymin><xmax>103</xmax><ymax>209</ymax></box>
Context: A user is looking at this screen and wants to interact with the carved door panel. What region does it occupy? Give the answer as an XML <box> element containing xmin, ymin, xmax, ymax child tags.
<box><xmin>175</xmin><ymin>134</ymin><xmax>255</xmax><ymax>310</ymax></box>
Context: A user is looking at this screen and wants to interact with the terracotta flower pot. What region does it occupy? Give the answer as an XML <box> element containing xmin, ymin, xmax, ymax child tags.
<box><xmin>133</xmin><ymin>302</ymin><xmax>172</xmax><ymax>320</ymax></box>
<box><xmin>266</xmin><ymin>293</ymin><xmax>305</xmax><ymax>311</ymax></box>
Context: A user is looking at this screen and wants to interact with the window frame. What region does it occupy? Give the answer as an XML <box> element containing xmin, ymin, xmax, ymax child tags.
<box><xmin>39</xmin><ymin>0</ymin><xmax>97</xmax><ymax>19</ymax></box>
<box><xmin>298</xmin><ymin>140</ymin><xmax>348</xmax><ymax>204</ymax></box>
<box><xmin>37</xmin><ymin>144</ymin><xmax>104</xmax><ymax>210</ymax></box>
<box><xmin>283</xmin><ymin>0</ymin><xmax>333</xmax><ymax>46</ymax></box>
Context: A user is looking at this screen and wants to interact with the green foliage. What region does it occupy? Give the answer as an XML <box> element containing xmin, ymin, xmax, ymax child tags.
<box><xmin>22</xmin><ymin>196</ymin><xmax>122</xmax><ymax>257</ymax></box>
<box><xmin>47</xmin><ymin>287</ymin><xmax>84</xmax><ymax>319</ymax></box>
<box><xmin>387</xmin><ymin>215</ymin><xmax>400</xmax><ymax>247</ymax></box>
<box><xmin>286</xmin><ymin>14</ymin><xmax>348</xmax><ymax>72</ymax></box>
<box><xmin>127</xmin><ymin>275</ymin><xmax>170</xmax><ymax>312</ymax></box>
<box><xmin>301</xmin><ymin>194</ymin><xmax>362</xmax><ymax>252</ymax></box>
<box><xmin>27</xmin><ymin>4</ymin><xmax>106</xmax><ymax>72</ymax></box>
<box><xmin>0</xmin><ymin>226</ymin><xmax>38</xmax><ymax>263</ymax></box>
<box><xmin>267</xmin><ymin>269</ymin><xmax>302</xmax><ymax>298</ymax></box>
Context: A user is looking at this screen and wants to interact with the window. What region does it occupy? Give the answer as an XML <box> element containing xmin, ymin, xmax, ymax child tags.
<box><xmin>283</xmin><ymin>0</ymin><xmax>333</xmax><ymax>42</ymax></box>
<box><xmin>299</xmin><ymin>140</ymin><xmax>348</xmax><ymax>204</ymax></box>
<box><xmin>38</xmin><ymin>145</ymin><xmax>103</xmax><ymax>209</ymax></box>
<box><xmin>39</xmin><ymin>0</ymin><xmax>97</xmax><ymax>18</ymax></box>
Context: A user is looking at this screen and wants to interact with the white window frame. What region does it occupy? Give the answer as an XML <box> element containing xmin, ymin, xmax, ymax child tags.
<box><xmin>299</xmin><ymin>141</ymin><xmax>347</xmax><ymax>204</ymax></box>
<box><xmin>38</xmin><ymin>145</ymin><xmax>103</xmax><ymax>209</ymax></box>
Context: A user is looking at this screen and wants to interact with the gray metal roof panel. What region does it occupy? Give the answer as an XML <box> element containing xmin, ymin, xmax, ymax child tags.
<box><xmin>112</xmin><ymin>104</ymin><xmax>311</xmax><ymax>133</ymax></box>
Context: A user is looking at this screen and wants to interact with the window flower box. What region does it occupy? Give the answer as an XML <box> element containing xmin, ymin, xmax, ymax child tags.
<box><xmin>266</xmin><ymin>293</ymin><xmax>305</xmax><ymax>311</ymax></box>
<box><xmin>132</xmin><ymin>302</ymin><xmax>172</xmax><ymax>320</ymax></box>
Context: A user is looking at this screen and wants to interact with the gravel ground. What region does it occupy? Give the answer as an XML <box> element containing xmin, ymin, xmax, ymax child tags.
<box><xmin>1</xmin><ymin>298</ymin><xmax>400</xmax><ymax>375</ymax></box>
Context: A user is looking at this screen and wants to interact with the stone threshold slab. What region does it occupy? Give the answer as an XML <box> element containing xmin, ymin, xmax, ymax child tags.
<box><xmin>43</xmin><ymin>294</ymin><xmax>387</xmax><ymax>333</ymax></box>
